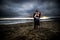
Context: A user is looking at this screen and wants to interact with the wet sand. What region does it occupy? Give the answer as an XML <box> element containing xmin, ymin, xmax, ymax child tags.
<box><xmin>0</xmin><ymin>21</ymin><xmax>60</xmax><ymax>40</ymax></box>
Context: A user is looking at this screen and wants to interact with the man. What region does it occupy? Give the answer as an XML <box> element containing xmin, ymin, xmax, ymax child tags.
<box><xmin>33</xmin><ymin>10</ymin><xmax>41</xmax><ymax>29</ymax></box>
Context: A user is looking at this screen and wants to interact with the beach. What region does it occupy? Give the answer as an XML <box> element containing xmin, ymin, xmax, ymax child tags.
<box><xmin>0</xmin><ymin>21</ymin><xmax>60</xmax><ymax>40</ymax></box>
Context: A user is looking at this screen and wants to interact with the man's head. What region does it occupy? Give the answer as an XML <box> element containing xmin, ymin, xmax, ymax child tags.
<box><xmin>35</xmin><ymin>9</ymin><xmax>39</xmax><ymax>14</ymax></box>
<box><xmin>35</xmin><ymin>9</ymin><xmax>39</xmax><ymax>12</ymax></box>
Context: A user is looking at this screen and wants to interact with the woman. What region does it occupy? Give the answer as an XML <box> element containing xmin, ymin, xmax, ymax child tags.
<box><xmin>33</xmin><ymin>10</ymin><xmax>41</xmax><ymax>29</ymax></box>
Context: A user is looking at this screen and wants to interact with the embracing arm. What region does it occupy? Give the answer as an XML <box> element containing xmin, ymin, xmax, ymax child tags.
<box><xmin>39</xmin><ymin>12</ymin><xmax>41</xmax><ymax>18</ymax></box>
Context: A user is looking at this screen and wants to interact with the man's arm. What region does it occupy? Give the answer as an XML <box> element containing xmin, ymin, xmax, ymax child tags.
<box><xmin>39</xmin><ymin>12</ymin><xmax>41</xmax><ymax>18</ymax></box>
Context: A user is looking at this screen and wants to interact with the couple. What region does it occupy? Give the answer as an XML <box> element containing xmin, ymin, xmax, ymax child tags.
<box><xmin>33</xmin><ymin>10</ymin><xmax>41</xmax><ymax>29</ymax></box>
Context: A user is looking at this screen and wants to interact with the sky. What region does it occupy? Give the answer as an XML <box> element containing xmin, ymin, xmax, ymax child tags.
<box><xmin>0</xmin><ymin>0</ymin><xmax>60</xmax><ymax>18</ymax></box>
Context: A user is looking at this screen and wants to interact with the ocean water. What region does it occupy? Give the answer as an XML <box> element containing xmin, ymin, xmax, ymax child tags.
<box><xmin>0</xmin><ymin>17</ymin><xmax>60</xmax><ymax>25</ymax></box>
<box><xmin>0</xmin><ymin>19</ymin><xmax>33</xmax><ymax>25</ymax></box>
<box><xmin>0</xmin><ymin>19</ymin><xmax>54</xmax><ymax>25</ymax></box>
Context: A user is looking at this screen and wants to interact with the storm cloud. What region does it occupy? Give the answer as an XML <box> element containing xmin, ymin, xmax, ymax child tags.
<box><xmin>0</xmin><ymin>0</ymin><xmax>59</xmax><ymax>18</ymax></box>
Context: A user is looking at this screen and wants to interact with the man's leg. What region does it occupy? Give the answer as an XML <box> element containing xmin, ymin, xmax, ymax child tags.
<box><xmin>34</xmin><ymin>25</ymin><xmax>38</xmax><ymax>29</ymax></box>
<box><xmin>38</xmin><ymin>19</ymin><xmax>40</xmax><ymax>28</ymax></box>
<box><xmin>34</xmin><ymin>24</ymin><xmax>36</xmax><ymax>29</ymax></box>
<box><xmin>38</xmin><ymin>21</ymin><xmax>40</xmax><ymax>30</ymax></box>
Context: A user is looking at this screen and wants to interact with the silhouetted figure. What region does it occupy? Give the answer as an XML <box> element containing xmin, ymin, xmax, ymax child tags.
<box><xmin>33</xmin><ymin>9</ymin><xmax>41</xmax><ymax>29</ymax></box>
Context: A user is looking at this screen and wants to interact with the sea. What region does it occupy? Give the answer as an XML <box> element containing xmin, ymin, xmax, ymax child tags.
<box><xmin>0</xmin><ymin>16</ymin><xmax>60</xmax><ymax>25</ymax></box>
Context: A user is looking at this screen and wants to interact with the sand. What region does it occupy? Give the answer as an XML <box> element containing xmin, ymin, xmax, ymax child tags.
<box><xmin>0</xmin><ymin>21</ymin><xmax>60</xmax><ymax>40</ymax></box>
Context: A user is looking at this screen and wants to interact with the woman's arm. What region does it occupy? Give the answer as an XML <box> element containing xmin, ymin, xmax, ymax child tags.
<box><xmin>33</xmin><ymin>13</ymin><xmax>36</xmax><ymax>18</ymax></box>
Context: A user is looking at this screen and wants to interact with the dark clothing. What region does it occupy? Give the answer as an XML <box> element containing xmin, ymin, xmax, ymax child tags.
<box><xmin>33</xmin><ymin>12</ymin><xmax>41</xmax><ymax>25</ymax></box>
<box><xmin>34</xmin><ymin>17</ymin><xmax>40</xmax><ymax>25</ymax></box>
<box><xmin>33</xmin><ymin>12</ymin><xmax>41</xmax><ymax>29</ymax></box>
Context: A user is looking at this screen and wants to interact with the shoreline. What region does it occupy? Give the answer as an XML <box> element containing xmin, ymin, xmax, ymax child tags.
<box><xmin>0</xmin><ymin>20</ymin><xmax>59</xmax><ymax>25</ymax></box>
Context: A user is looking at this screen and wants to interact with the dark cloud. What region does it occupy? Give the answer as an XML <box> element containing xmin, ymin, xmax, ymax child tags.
<box><xmin>0</xmin><ymin>0</ymin><xmax>60</xmax><ymax>18</ymax></box>
<box><xmin>0</xmin><ymin>7</ymin><xmax>20</xmax><ymax>18</ymax></box>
